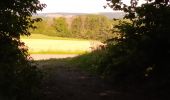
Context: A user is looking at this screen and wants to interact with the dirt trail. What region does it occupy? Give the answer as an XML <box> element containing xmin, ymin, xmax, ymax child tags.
<box><xmin>37</xmin><ymin>59</ymin><xmax>145</xmax><ymax>100</ymax></box>
<box><xmin>37</xmin><ymin>61</ymin><xmax>130</xmax><ymax>100</ymax></box>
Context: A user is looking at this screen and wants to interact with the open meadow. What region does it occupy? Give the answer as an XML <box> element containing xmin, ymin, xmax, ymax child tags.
<box><xmin>21</xmin><ymin>34</ymin><xmax>101</xmax><ymax>55</ymax></box>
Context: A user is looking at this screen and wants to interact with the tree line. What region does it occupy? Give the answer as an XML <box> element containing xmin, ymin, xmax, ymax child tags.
<box><xmin>31</xmin><ymin>15</ymin><xmax>117</xmax><ymax>41</ymax></box>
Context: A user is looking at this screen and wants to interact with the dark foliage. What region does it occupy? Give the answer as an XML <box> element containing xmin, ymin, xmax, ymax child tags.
<box><xmin>0</xmin><ymin>0</ymin><xmax>45</xmax><ymax>100</ymax></box>
<box><xmin>97</xmin><ymin>0</ymin><xmax>170</xmax><ymax>99</ymax></box>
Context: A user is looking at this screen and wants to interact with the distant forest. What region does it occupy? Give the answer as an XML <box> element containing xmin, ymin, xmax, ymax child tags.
<box><xmin>35</xmin><ymin>12</ymin><xmax>125</xmax><ymax>19</ymax></box>
<box><xmin>31</xmin><ymin>14</ymin><xmax>124</xmax><ymax>41</ymax></box>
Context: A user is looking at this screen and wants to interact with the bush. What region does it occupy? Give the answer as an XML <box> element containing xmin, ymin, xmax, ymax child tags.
<box><xmin>0</xmin><ymin>37</ymin><xmax>43</xmax><ymax>100</ymax></box>
<box><xmin>0</xmin><ymin>0</ymin><xmax>45</xmax><ymax>99</ymax></box>
<box><xmin>95</xmin><ymin>0</ymin><xmax>170</xmax><ymax>99</ymax></box>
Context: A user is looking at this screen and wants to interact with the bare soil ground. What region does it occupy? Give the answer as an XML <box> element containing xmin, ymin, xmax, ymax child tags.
<box><xmin>37</xmin><ymin>60</ymin><xmax>142</xmax><ymax>100</ymax></box>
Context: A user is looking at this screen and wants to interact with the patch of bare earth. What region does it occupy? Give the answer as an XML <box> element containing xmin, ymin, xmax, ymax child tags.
<box><xmin>37</xmin><ymin>61</ymin><xmax>139</xmax><ymax>100</ymax></box>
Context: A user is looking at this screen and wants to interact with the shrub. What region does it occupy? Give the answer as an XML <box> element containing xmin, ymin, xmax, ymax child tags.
<box><xmin>0</xmin><ymin>0</ymin><xmax>45</xmax><ymax>99</ymax></box>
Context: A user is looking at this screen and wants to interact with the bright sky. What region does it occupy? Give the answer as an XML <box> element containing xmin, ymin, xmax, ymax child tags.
<box><xmin>39</xmin><ymin>0</ymin><xmax>145</xmax><ymax>13</ymax></box>
<box><xmin>39</xmin><ymin>0</ymin><xmax>113</xmax><ymax>13</ymax></box>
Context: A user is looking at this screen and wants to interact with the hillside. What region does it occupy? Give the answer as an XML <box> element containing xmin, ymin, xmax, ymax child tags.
<box><xmin>35</xmin><ymin>12</ymin><xmax>125</xmax><ymax>19</ymax></box>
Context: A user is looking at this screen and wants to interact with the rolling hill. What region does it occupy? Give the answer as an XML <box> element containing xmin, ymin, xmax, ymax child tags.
<box><xmin>35</xmin><ymin>12</ymin><xmax>125</xmax><ymax>19</ymax></box>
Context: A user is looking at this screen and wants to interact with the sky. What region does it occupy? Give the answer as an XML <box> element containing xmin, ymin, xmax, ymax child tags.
<box><xmin>39</xmin><ymin>0</ymin><xmax>145</xmax><ymax>13</ymax></box>
<box><xmin>39</xmin><ymin>0</ymin><xmax>113</xmax><ymax>13</ymax></box>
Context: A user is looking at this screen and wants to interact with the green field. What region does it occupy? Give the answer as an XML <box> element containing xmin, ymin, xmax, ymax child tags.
<box><xmin>21</xmin><ymin>34</ymin><xmax>99</xmax><ymax>54</ymax></box>
<box><xmin>21</xmin><ymin>34</ymin><xmax>88</xmax><ymax>40</ymax></box>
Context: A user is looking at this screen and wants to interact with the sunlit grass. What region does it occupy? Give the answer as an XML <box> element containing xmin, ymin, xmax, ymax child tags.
<box><xmin>21</xmin><ymin>38</ymin><xmax>93</xmax><ymax>54</ymax></box>
<box><xmin>21</xmin><ymin>34</ymin><xmax>88</xmax><ymax>41</ymax></box>
<box><xmin>36</xmin><ymin>49</ymin><xmax>105</xmax><ymax>74</ymax></box>
<box><xmin>21</xmin><ymin>34</ymin><xmax>103</xmax><ymax>54</ymax></box>
<box><xmin>29</xmin><ymin>50</ymin><xmax>88</xmax><ymax>54</ymax></box>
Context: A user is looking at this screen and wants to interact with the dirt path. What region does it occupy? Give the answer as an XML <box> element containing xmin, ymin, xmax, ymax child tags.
<box><xmin>31</xmin><ymin>54</ymin><xmax>78</xmax><ymax>60</ymax></box>
<box><xmin>37</xmin><ymin>61</ymin><xmax>130</xmax><ymax>100</ymax></box>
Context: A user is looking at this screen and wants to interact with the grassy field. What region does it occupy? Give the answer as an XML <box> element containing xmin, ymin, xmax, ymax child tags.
<box><xmin>22</xmin><ymin>34</ymin><xmax>88</xmax><ymax>40</ymax></box>
<box><xmin>21</xmin><ymin>34</ymin><xmax>99</xmax><ymax>54</ymax></box>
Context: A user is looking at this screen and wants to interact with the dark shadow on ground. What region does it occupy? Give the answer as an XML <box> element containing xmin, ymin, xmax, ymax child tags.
<box><xmin>36</xmin><ymin>58</ymin><xmax>150</xmax><ymax>100</ymax></box>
